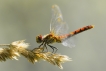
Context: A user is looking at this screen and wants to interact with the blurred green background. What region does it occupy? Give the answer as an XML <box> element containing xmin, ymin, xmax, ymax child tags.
<box><xmin>0</xmin><ymin>0</ymin><xmax>105</xmax><ymax>71</ymax></box>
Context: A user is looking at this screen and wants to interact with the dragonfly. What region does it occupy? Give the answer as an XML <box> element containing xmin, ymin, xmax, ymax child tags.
<box><xmin>35</xmin><ymin>5</ymin><xmax>94</xmax><ymax>52</ymax></box>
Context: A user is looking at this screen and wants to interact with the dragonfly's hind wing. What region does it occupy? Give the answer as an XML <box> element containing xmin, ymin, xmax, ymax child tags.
<box><xmin>62</xmin><ymin>36</ymin><xmax>75</xmax><ymax>48</ymax></box>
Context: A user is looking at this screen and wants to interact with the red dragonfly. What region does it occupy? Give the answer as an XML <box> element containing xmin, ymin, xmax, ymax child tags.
<box><xmin>35</xmin><ymin>5</ymin><xmax>94</xmax><ymax>52</ymax></box>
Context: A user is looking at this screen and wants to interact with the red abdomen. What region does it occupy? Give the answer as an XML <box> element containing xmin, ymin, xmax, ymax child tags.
<box><xmin>70</xmin><ymin>25</ymin><xmax>94</xmax><ymax>36</ymax></box>
<box><xmin>60</xmin><ymin>25</ymin><xmax>94</xmax><ymax>39</ymax></box>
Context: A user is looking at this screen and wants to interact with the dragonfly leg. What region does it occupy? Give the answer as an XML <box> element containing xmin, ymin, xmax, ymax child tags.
<box><xmin>48</xmin><ymin>44</ymin><xmax>58</xmax><ymax>53</ymax></box>
<box><xmin>32</xmin><ymin>42</ymin><xmax>44</xmax><ymax>52</ymax></box>
<box><xmin>39</xmin><ymin>42</ymin><xmax>44</xmax><ymax>48</ymax></box>
<box><xmin>43</xmin><ymin>44</ymin><xmax>48</xmax><ymax>52</ymax></box>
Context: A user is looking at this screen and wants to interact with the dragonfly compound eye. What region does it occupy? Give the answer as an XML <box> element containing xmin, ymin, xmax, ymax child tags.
<box><xmin>36</xmin><ymin>35</ymin><xmax>42</xmax><ymax>43</ymax></box>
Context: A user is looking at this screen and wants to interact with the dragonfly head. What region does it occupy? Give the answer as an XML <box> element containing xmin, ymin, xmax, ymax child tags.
<box><xmin>36</xmin><ymin>35</ymin><xmax>43</xmax><ymax>43</ymax></box>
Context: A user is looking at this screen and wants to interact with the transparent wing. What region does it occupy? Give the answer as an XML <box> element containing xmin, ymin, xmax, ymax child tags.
<box><xmin>50</xmin><ymin>5</ymin><xmax>68</xmax><ymax>35</ymax></box>
<box><xmin>50</xmin><ymin>5</ymin><xmax>75</xmax><ymax>48</ymax></box>
<box><xmin>62</xmin><ymin>37</ymin><xmax>75</xmax><ymax>48</ymax></box>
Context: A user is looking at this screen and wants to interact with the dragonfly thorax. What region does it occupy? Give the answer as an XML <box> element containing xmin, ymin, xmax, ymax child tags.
<box><xmin>36</xmin><ymin>34</ymin><xmax>62</xmax><ymax>44</ymax></box>
<box><xmin>43</xmin><ymin>34</ymin><xmax>62</xmax><ymax>44</ymax></box>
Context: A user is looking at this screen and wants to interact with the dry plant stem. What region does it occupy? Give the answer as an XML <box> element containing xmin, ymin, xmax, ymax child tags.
<box><xmin>0</xmin><ymin>45</ymin><xmax>19</xmax><ymax>61</ymax></box>
<box><xmin>0</xmin><ymin>40</ymin><xmax>72</xmax><ymax>69</ymax></box>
